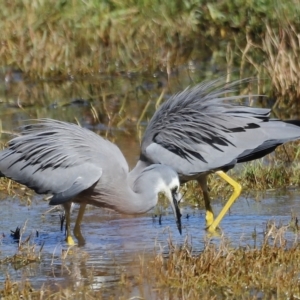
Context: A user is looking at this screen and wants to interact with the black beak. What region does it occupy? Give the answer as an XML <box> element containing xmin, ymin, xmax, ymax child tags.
<box><xmin>172</xmin><ymin>192</ymin><xmax>182</xmax><ymax>234</ymax></box>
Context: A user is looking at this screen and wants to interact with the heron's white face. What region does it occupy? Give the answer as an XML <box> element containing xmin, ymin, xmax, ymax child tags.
<box><xmin>169</xmin><ymin>177</ymin><xmax>183</xmax><ymax>202</ymax></box>
<box><xmin>156</xmin><ymin>176</ymin><xmax>180</xmax><ymax>202</ymax></box>
<box><xmin>169</xmin><ymin>177</ymin><xmax>180</xmax><ymax>193</ymax></box>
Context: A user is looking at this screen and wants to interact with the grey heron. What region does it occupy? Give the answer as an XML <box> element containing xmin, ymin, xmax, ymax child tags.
<box><xmin>0</xmin><ymin>119</ymin><xmax>182</xmax><ymax>245</ymax></box>
<box><xmin>129</xmin><ymin>78</ymin><xmax>300</xmax><ymax>231</ymax></box>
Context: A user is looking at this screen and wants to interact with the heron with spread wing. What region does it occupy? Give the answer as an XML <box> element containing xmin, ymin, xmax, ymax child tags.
<box><xmin>0</xmin><ymin>120</ymin><xmax>182</xmax><ymax>245</ymax></box>
<box><xmin>129</xmin><ymin>79</ymin><xmax>300</xmax><ymax>231</ymax></box>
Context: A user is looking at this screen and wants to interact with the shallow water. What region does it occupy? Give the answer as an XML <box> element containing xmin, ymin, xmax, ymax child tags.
<box><xmin>1</xmin><ymin>188</ymin><xmax>300</xmax><ymax>294</ymax></box>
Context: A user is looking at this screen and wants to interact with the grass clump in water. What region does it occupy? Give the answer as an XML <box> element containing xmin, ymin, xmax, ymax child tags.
<box><xmin>147</xmin><ymin>222</ymin><xmax>300</xmax><ymax>299</ymax></box>
<box><xmin>0</xmin><ymin>224</ymin><xmax>43</xmax><ymax>270</ymax></box>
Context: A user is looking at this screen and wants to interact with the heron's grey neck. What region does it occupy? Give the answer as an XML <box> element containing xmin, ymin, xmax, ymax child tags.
<box><xmin>128</xmin><ymin>160</ymin><xmax>151</xmax><ymax>187</ymax></box>
<box><xmin>85</xmin><ymin>163</ymin><xmax>162</xmax><ymax>215</ymax></box>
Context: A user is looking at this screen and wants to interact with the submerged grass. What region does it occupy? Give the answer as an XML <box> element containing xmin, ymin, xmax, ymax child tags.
<box><xmin>0</xmin><ymin>235</ymin><xmax>42</xmax><ymax>271</ymax></box>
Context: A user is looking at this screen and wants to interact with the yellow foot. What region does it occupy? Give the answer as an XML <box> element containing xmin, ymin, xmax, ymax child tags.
<box><xmin>206</xmin><ymin>227</ymin><xmax>222</xmax><ymax>238</ymax></box>
<box><xmin>66</xmin><ymin>235</ymin><xmax>76</xmax><ymax>246</ymax></box>
<box><xmin>205</xmin><ymin>210</ymin><xmax>215</xmax><ymax>227</ymax></box>
<box><xmin>206</xmin><ymin>224</ymin><xmax>222</xmax><ymax>237</ymax></box>
<box><xmin>207</xmin><ymin>221</ymin><xmax>219</xmax><ymax>233</ymax></box>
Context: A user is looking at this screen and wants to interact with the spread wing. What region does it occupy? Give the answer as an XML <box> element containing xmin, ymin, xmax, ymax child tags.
<box><xmin>140</xmin><ymin>79</ymin><xmax>300</xmax><ymax>177</ymax></box>
<box><xmin>0</xmin><ymin>119</ymin><xmax>127</xmax><ymax>204</ymax></box>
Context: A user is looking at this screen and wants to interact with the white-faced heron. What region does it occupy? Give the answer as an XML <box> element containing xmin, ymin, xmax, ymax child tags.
<box><xmin>129</xmin><ymin>78</ymin><xmax>300</xmax><ymax>231</ymax></box>
<box><xmin>0</xmin><ymin>120</ymin><xmax>182</xmax><ymax>245</ymax></box>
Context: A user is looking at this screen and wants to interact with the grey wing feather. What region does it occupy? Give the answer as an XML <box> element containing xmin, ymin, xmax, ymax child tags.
<box><xmin>49</xmin><ymin>172</ymin><xmax>102</xmax><ymax>205</ymax></box>
<box><xmin>0</xmin><ymin>119</ymin><xmax>126</xmax><ymax>202</ymax></box>
<box><xmin>141</xmin><ymin>79</ymin><xmax>300</xmax><ymax>176</ymax></box>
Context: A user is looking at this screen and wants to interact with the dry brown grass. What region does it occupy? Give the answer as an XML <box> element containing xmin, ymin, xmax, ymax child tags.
<box><xmin>240</xmin><ymin>22</ymin><xmax>300</xmax><ymax>107</ymax></box>
<box><xmin>146</xmin><ymin>222</ymin><xmax>300</xmax><ymax>299</ymax></box>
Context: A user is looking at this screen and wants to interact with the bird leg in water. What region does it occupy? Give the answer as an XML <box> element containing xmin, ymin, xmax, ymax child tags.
<box><xmin>63</xmin><ymin>202</ymin><xmax>75</xmax><ymax>245</ymax></box>
<box><xmin>207</xmin><ymin>171</ymin><xmax>242</xmax><ymax>232</ymax></box>
<box><xmin>197</xmin><ymin>176</ymin><xmax>215</xmax><ymax>226</ymax></box>
<box><xmin>73</xmin><ymin>203</ymin><xmax>87</xmax><ymax>246</ymax></box>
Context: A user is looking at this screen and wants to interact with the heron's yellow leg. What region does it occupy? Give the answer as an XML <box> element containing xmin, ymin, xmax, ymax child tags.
<box><xmin>203</xmin><ymin>191</ymin><xmax>215</xmax><ymax>226</ymax></box>
<box><xmin>197</xmin><ymin>176</ymin><xmax>214</xmax><ymax>226</ymax></box>
<box><xmin>207</xmin><ymin>171</ymin><xmax>242</xmax><ymax>232</ymax></box>
<box><xmin>63</xmin><ymin>202</ymin><xmax>75</xmax><ymax>245</ymax></box>
<box><xmin>73</xmin><ymin>203</ymin><xmax>87</xmax><ymax>246</ymax></box>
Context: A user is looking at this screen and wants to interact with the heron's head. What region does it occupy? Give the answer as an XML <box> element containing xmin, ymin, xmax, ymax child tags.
<box><xmin>149</xmin><ymin>164</ymin><xmax>182</xmax><ymax>234</ymax></box>
<box><xmin>132</xmin><ymin>164</ymin><xmax>182</xmax><ymax>234</ymax></box>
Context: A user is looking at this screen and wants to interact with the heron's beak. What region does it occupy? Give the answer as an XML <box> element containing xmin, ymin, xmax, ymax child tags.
<box><xmin>171</xmin><ymin>191</ymin><xmax>182</xmax><ymax>234</ymax></box>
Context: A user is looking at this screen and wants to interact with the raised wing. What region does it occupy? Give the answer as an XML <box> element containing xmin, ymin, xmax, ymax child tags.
<box><xmin>141</xmin><ymin>79</ymin><xmax>300</xmax><ymax>177</ymax></box>
<box><xmin>0</xmin><ymin>119</ymin><xmax>127</xmax><ymax>203</ymax></box>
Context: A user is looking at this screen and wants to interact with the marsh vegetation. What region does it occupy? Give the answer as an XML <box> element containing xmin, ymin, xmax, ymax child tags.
<box><xmin>1</xmin><ymin>0</ymin><xmax>300</xmax><ymax>299</ymax></box>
